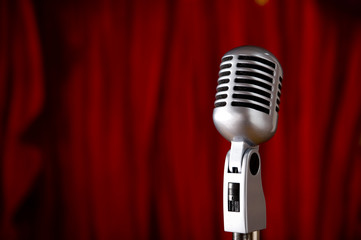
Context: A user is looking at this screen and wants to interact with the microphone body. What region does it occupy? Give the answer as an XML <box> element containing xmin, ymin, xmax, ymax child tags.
<box><xmin>214</xmin><ymin>46</ymin><xmax>283</xmax><ymax>146</ymax></box>
<box><xmin>213</xmin><ymin>46</ymin><xmax>283</xmax><ymax>235</ymax></box>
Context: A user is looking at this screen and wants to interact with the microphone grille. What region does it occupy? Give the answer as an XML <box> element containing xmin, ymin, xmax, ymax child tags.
<box><xmin>214</xmin><ymin>47</ymin><xmax>283</xmax><ymax>115</ymax></box>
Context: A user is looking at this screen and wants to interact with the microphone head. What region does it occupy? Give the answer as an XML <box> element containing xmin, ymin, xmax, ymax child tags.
<box><xmin>213</xmin><ymin>46</ymin><xmax>283</xmax><ymax>145</ymax></box>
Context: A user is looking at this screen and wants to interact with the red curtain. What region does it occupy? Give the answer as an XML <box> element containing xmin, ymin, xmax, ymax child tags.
<box><xmin>1</xmin><ymin>0</ymin><xmax>361</xmax><ymax>239</ymax></box>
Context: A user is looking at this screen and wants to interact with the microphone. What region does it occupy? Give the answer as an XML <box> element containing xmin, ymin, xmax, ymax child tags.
<box><xmin>213</xmin><ymin>46</ymin><xmax>283</xmax><ymax>237</ymax></box>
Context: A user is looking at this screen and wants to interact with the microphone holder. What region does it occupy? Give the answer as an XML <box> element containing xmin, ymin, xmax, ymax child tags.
<box><xmin>223</xmin><ymin>141</ymin><xmax>266</xmax><ymax>238</ymax></box>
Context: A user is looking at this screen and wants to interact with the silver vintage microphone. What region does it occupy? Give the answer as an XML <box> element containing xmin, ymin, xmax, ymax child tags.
<box><xmin>213</xmin><ymin>46</ymin><xmax>283</xmax><ymax>239</ymax></box>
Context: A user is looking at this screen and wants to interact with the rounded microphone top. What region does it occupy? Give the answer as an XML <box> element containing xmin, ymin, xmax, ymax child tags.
<box><xmin>213</xmin><ymin>46</ymin><xmax>283</xmax><ymax>145</ymax></box>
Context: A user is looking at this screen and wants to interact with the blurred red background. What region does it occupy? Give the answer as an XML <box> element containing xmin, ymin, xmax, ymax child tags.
<box><xmin>1</xmin><ymin>0</ymin><xmax>361</xmax><ymax>239</ymax></box>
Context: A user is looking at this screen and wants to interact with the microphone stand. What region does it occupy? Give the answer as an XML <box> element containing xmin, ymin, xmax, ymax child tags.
<box><xmin>233</xmin><ymin>231</ymin><xmax>260</xmax><ymax>240</ymax></box>
<box><xmin>223</xmin><ymin>141</ymin><xmax>266</xmax><ymax>240</ymax></box>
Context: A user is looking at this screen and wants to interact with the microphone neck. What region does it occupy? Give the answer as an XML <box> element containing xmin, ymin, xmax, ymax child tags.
<box><xmin>229</xmin><ymin>141</ymin><xmax>256</xmax><ymax>173</ymax></box>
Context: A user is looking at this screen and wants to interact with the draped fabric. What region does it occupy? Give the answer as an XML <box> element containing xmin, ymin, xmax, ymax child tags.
<box><xmin>1</xmin><ymin>0</ymin><xmax>361</xmax><ymax>239</ymax></box>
